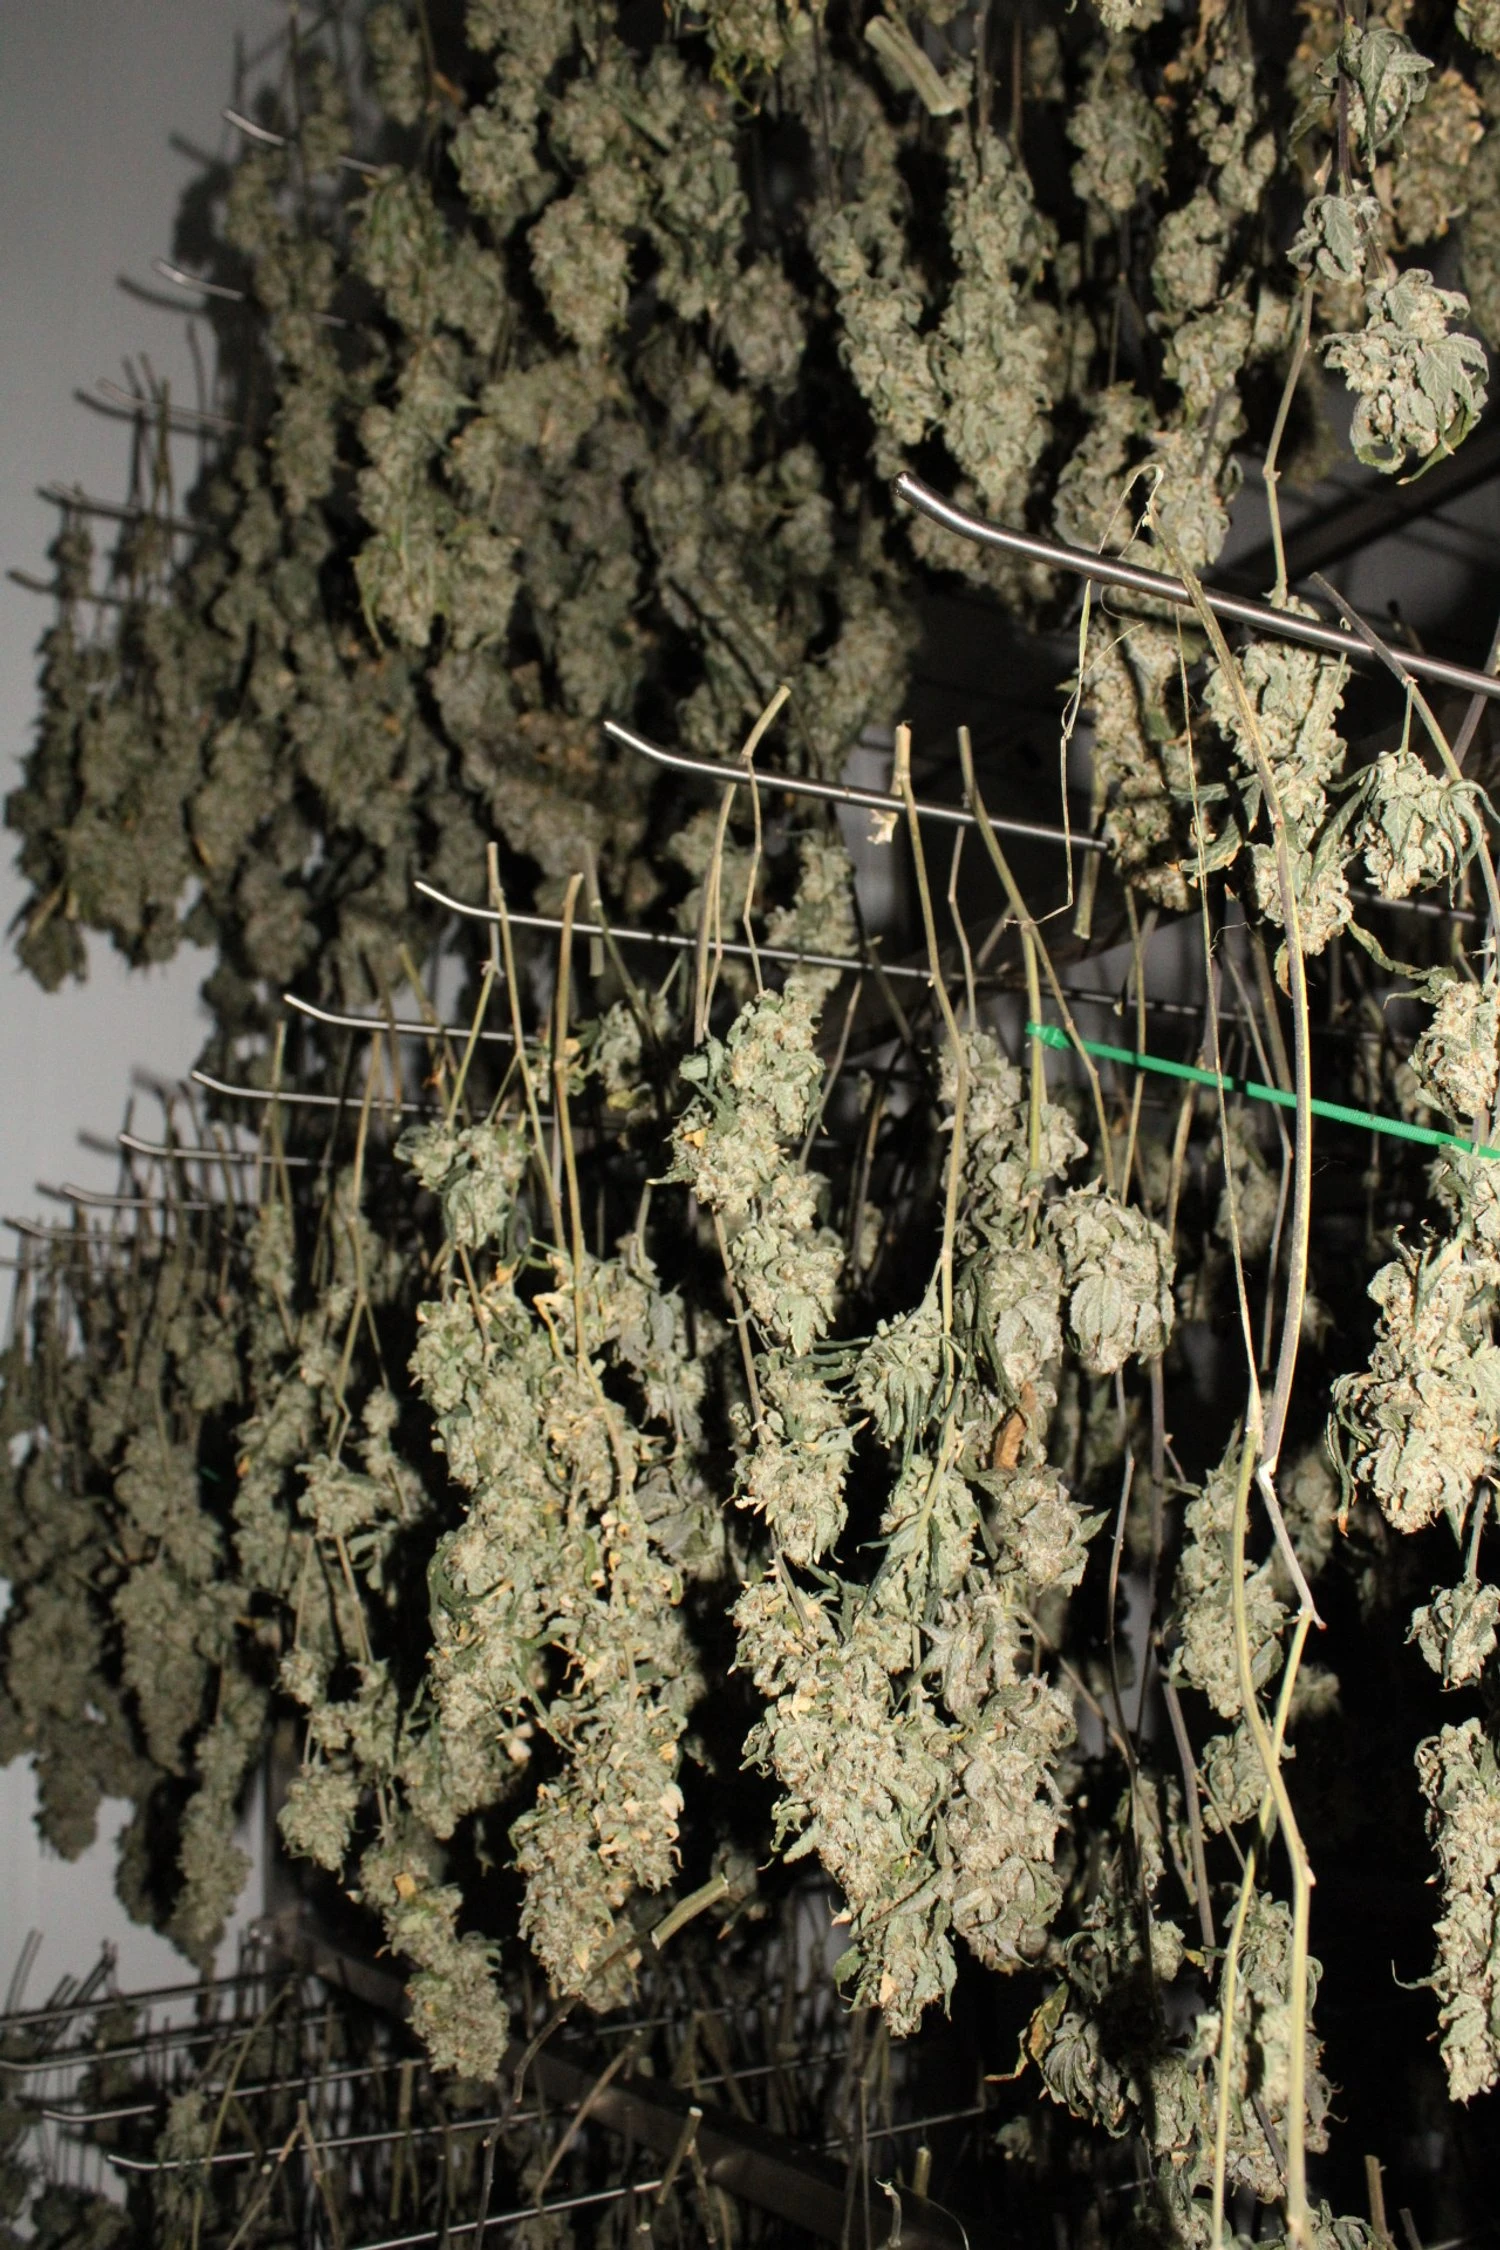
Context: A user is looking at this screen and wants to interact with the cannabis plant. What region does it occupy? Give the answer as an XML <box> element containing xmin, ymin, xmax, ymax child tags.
<box><xmin>8</xmin><ymin>3</ymin><xmax>1500</xmax><ymax>2244</ymax></box>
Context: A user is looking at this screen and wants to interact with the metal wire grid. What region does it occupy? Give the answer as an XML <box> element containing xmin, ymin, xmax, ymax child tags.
<box><xmin>0</xmin><ymin>1918</ymin><xmax>982</xmax><ymax>2249</ymax></box>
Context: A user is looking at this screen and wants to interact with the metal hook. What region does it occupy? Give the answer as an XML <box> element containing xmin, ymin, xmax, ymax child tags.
<box><xmin>282</xmin><ymin>994</ymin><xmax>514</xmax><ymax>1045</ymax></box>
<box><xmin>151</xmin><ymin>257</ymin><xmax>348</xmax><ymax>329</ymax></box>
<box><xmin>221</xmin><ymin>104</ymin><xmax>284</xmax><ymax>146</ymax></box>
<box><xmin>222</xmin><ymin>104</ymin><xmax>385</xmax><ymax>177</ymax></box>
<box><xmin>117</xmin><ymin>1130</ymin><xmax>311</xmax><ymax>1167</ymax></box>
<box><xmin>413</xmin><ymin>881</ymin><xmax>934</xmax><ymax>983</ymax></box>
<box><xmin>151</xmin><ymin>258</ymin><xmax>246</xmax><ymax>304</ymax></box>
<box><xmin>38</xmin><ymin>483</ymin><xmax>196</xmax><ymax>537</ymax></box>
<box><xmin>85</xmin><ymin>381</ymin><xmax>241</xmax><ymax>436</ymax></box>
<box><xmin>39</xmin><ymin>1183</ymin><xmax>221</xmax><ymax>1214</ymax></box>
<box><xmin>603</xmin><ymin>718</ymin><xmax>1102</xmax><ymax>854</ymax></box>
<box><xmin>191</xmin><ymin>1067</ymin><xmax>432</xmax><ymax>1118</ymax></box>
<box><xmin>894</xmin><ymin>471</ymin><xmax>1500</xmax><ymax>707</ymax></box>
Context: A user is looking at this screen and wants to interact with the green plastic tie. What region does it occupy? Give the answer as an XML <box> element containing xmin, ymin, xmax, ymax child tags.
<box><xmin>1025</xmin><ymin>1020</ymin><xmax>1500</xmax><ymax>1163</ymax></box>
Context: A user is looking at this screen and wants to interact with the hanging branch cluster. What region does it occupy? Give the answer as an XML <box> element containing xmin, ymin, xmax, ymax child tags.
<box><xmin>9</xmin><ymin>4</ymin><xmax>1500</xmax><ymax>2245</ymax></box>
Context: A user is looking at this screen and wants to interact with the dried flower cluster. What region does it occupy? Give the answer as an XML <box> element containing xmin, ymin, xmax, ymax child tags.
<box><xmin>6</xmin><ymin>2</ymin><xmax>1500</xmax><ymax>2243</ymax></box>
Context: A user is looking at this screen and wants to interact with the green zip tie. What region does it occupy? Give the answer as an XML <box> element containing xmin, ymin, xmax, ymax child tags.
<box><xmin>1025</xmin><ymin>1020</ymin><xmax>1500</xmax><ymax>1163</ymax></box>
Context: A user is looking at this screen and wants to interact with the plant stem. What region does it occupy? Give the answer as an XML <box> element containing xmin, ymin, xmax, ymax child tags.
<box><xmin>1121</xmin><ymin>891</ymin><xmax>1154</xmax><ymax>1196</ymax></box>
<box><xmin>554</xmin><ymin>873</ymin><xmax>589</xmax><ymax>1366</ymax></box>
<box><xmin>1159</xmin><ymin>522</ymin><xmax>1313</xmax><ymax>1477</ymax></box>
<box><xmin>1264</xmin><ymin>284</ymin><xmax>1316</xmax><ymax>606</ymax></box>
<box><xmin>488</xmin><ymin>844</ymin><xmax>565</xmax><ymax>1250</ymax></box>
<box><xmin>896</xmin><ymin>723</ymin><xmax>968</xmax><ymax>1345</ymax></box>
<box><xmin>957</xmin><ymin>728</ymin><xmax>1119</xmax><ymax>1189</ymax></box>
<box><xmin>1228</xmin><ymin>1429</ymin><xmax>1317</xmax><ymax>2248</ymax></box>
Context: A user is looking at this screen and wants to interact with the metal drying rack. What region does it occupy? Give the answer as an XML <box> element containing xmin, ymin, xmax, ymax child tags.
<box><xmin>0</xmin><ymin>1918</ymin><xmax>977</xmax><ymax>2250</ymax></box>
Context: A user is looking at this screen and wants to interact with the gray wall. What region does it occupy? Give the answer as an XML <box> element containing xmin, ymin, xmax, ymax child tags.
<box><xmin>0</xmin><ymin>0</ymin><xmax>283</xmax><ymax>2003</ymax></box>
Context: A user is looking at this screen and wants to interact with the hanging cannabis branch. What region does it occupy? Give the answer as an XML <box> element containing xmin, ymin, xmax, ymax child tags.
<box><xmin>9</xmin><ymin>2</ymin><xmax>1500</xmax><ymax>2244</ymax></box>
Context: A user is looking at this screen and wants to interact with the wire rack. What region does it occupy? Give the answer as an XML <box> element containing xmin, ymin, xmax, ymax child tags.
<box><xmin>8</xmin><ymin>444</ymin><xmax>1500</xmax><ymax>2250</ymax></box>
<box><xmin>1</xmin><ymin>1903</ymin><xmax>987</xmax><ymax>2250</ymax></box>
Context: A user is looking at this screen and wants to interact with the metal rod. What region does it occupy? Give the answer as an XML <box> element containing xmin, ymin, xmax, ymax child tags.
<box><xmin>414</xmin><ymin>881</ymin><xmax>935</xmax><ymax>983</ymax></box>
<box><xmin>192</xmin><ymin>1067</ymin><xmax>431</xmax><ymax>1117</ymax></box>
<box><xmin>222</xmin><ymin>104</ymin><xmax>383</xmax><ymax>177</ymax></box>
<box><xmin>151</xmin><ymin>257</ymin><xmax>348</xmax><ymax>327</ymax></box>
<box><xmin>44</xmin><ymin>2048</ymin><xmax>388</xmax><ymax>2124</ymax></box>
<box><xmin>38</xmin><ymin>482</ymin><xmax>196</xmax><ymax>536</ymax></box>
<box><xmin>95</xmin><ymin>2038</ymin><xmax>858</xmax><ymax>2159</ymax></box>
<box><xmin>1</xmin><ymin>2015</ymin><xmax>286</xmax><ymax>2083</ymax></box>
<box><xmin>222</xmin><ymin>105</ymin><xmax>285</xmax><ymax>145</ymax></box>
<box><xmin>86</xmin><ymin>381</ymin><xmax>241</xmax><ymax>436</ymax></box>
<box><xmin>348</xmin><ymin>2176</ymin><xmax>669</xmax><ymax>2250</ymax></box>
<box><xmin>9</xmin><ymin>2001</ymin><xmax>347</xmax><ymax>2083</ymax></box>
<box><xmin>38</xmin><ymin>1184</ymin><xmax>219</xmax><ymax>1214</ymax></box>
<box><xmin>894</xmin><ymin>471</ymin><xmax>1500</xmax><ymax>706</ymax></box>
<box><xmin>117</xmin><ymin>1130</ymin><xmax>310</xmax><ymax>1167</ymax></box>
<box><xmin>151</xmin><ymin>256</ymin><xmax>246</xmax><ymax>304</ymax></box>
<box><xmin>604</xmin><ymin>716</ymin><xmax>1104</xmax><ymax>853</ymax></box>
<box><xmin>0</xmin><ymin>1966</ymin><xmax>269</xmax><ymax>2034</ymax></box>
<box><xmin>109</xmin><ymin>2109</ymin><xmax>528</xmax><ymax>2176</ymax></box>
<box><xmin>282</xmin><ymin>993</ymin><xmax>513</xmax><ymax>1045</ymax></box>
<box><xmin>825</xmin><ymin>2102</ymin><xmax>987</xmax><ymax>2152</ymax></box>
<box><xmin>1358</xmin><ymin>886</ymin><xmax>1479</xmax><ymax>924</ymax></box>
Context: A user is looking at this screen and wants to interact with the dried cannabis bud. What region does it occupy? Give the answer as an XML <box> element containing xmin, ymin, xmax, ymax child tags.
<box><xmin>1411</xmin><ymin>1580</ymin><xmax>1500</xmax><ymax>1688</ymax></box>
<box><xmin>1070</xmin><ymin>42</ymin><xmax>1169</xmax><ymax>218</ymax></box>
<box><xmin>407</xmin><ymin>1113</ymin><xmax>712</xmax><ymax>2014</ymax></box>
<box><xmin>1204</xmin><ymin>614</ymin><xmax>1353</xmax><ymax>957</ymax></box>
<box><xmin>359</xmin><ymin>1827</ymin><xmax>513</xmax><ymax>2078</ymax></box>
<box><xmin>1357</xmin><ymin>747</ymin><xmax>1487</xmax><ymax>901</ymax></box>
<box><xmin>702</xmin><ymin>1008</ymin><xmax>1119</xmax><ymax>2034</ymax></box>
<box><xmin>1389</xmin><ymin>69</ymin><xmax>1485</xmax><ymax>246</ymax></box>
<box><xmin>1330</xmin><ymin>1242</ymin><xmax>1500</xmax><ymax>1534</ymax></box>
<box><xmin>1046</xmin><ymin>1185</ymin><xmax>1175</xmax><ymax>1376</ymax></box>
<box><xmin>1323</xmin><ymin>270</ymin><xmax>1489</xmax><ymax>472</ymax></box>
<box><xmin>1171</xmin><ymin>1443</ymin><xmax>1287</xmax><ymax>1721</ymax></box>
<box><xmin>1411</xmin><ymin>972</ymin><xmax>1500</xmax><ymax>1123</ymax></box>
<box><xmin>1416</xmin><ymin>1719</ymin><xmax>1500</xmax><ymax>2100</ymax></box>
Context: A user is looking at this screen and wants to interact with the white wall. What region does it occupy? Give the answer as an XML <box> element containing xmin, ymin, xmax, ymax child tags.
<box><xmin>0</xmin><ymin>0</ymin><xmax>285</xmax><ymax>2006</ymax></box>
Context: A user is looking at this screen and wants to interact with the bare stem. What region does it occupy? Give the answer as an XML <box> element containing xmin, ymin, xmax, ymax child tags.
<box><xmin>488</xmin><ymin>844</ymin><xmax>566</xmax><ymax>1250</ymax></box>
<box><xmin>1160</xmin><ymin>1669</ymin><xmax>1215</xmax><ymax>1951</ymax></box>
<box><xmin>553</xmin><ymin>873</ymin><xmax>589</xmax><ymax>1366</ymax></box>
<box><xmin>1264</xmin><ymin>284</ymin><xmax>1316</xmax><ymax>606</ymax></box>
<box><xmin>1230</xmin><ymin>1431</ymin><xmax>1317</xmax><ymax>2248</ymax></box>
<box><xmin>1121</xmin><ymin>891</ymin><xmax>1155</xmax><ymax>1196</ymax></box>
<box><xmin>896</xmin><ymin>723</ymin><xmax>968</xmax><ymax>1345</ymax></box>
<box><xmin>957</xmin><ymin>728</ymin><xmax>1117</xmax><ymax>1190</ymax></box>
<box><xmin>1158</xmin><ymin>520</ymin><xmax>1313</xmax><ymax>1476</ymax></box>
